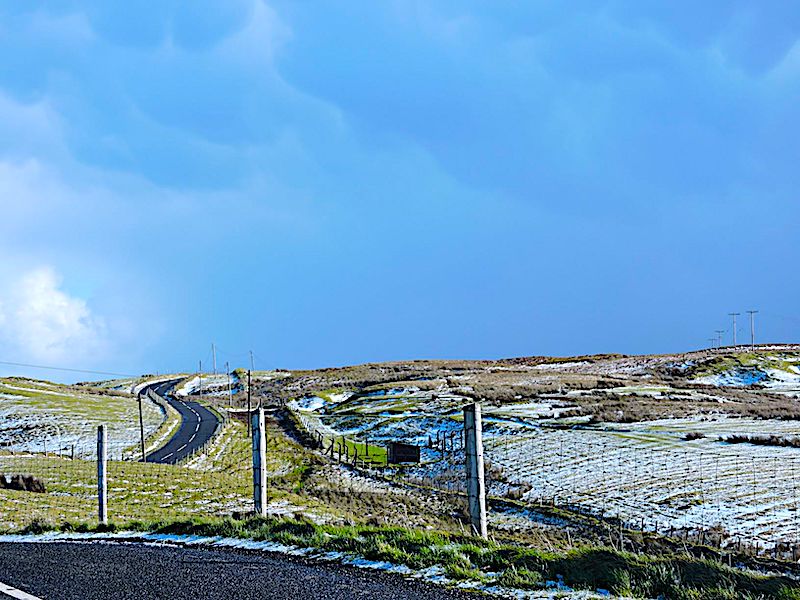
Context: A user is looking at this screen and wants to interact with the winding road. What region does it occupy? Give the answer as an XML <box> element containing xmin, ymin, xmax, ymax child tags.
<box><xmin>141</xmin><ymin>381</ymin><xmax>221</xmax><ymax>464</ymax></box>
<box><xmin>0</xmin><ymin>542</ymin><xmax>474</xmax><ymax>600</ymax></box>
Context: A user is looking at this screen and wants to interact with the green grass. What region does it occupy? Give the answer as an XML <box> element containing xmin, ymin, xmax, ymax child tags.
<box><xmin>0</xmin><ymin>383</ymin><xmax>89</xmax><ymax>405</ymax></box>
<box><xmin>289</xmin><ymin>407</ymin><xmax>388</xmax><ymax>466</ymax></box>
<box><xmin>0</xmin><ymin>378</ymin><xmax>161</xmax><ymax>425</ymax></box>
<box><xmin>341</xmin><ymin>437</ymin><xmax>387</xmax><ymax>464</ymax></box>
<box><xmin>689</xmin><ymin>351</ymin><xmax>800</xmax><ymax>379</ymax></box>
<box><xmin>690</xmin><ymin>354</ymin><xmax>760</xmax><ymax>378</ymax></box>
<box><xmin>22</xmin><ymin>515</ymin><xmax>800</xmax><ymax>599</ymax></box>
<box><xmin>0</xmin><ymin>455</ymin><xmax>252</xmax><ymax>530</ymax></box>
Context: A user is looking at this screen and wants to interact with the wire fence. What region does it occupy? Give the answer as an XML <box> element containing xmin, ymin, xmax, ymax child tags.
<box><xmin>294</xmin><ymin>411</ymin><xmax>389</xmax><ymax>468</ymax></box>
<box><xmin>0</xmin><ymin>411</ymin><xmax>252</xmax><ymax>532</ymax></box>
<box><xmin>5</xmin><ymin>392</ymin><xmax>800</xmax><ymax>563</ymax></box>
<box><xmin>288</xmin><ymin>403</ymin><xmax>800</xmax><ymax>560</ymax></box>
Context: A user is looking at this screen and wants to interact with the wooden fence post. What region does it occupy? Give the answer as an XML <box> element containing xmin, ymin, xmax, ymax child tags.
<box><xmin>97</xmin><ymin>425</ymin><xmax>107</xmax><ymax>524</ymax></box>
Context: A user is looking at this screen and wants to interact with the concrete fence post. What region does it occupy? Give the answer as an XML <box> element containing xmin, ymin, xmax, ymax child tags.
<box><xmin>464</xmin><ymin>403</ymin><xmax>487</xmax><ymax>539</ymax></box>
<box><xmin>97</xmin><ymin>424</ymin><xmax>107</xmax><ymax>524</ymax></box>
<box><xmin>251</xmin><ymin>408</ymin><xmax>267</xmax><ymax>516</ymax></box>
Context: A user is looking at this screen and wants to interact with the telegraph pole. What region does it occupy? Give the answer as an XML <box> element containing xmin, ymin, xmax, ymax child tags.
<box><xmin>715</xmin><ymin>330</ymin><xmax>724</xmax><ymax>348</ymax></box>
<box><xmin>247</xmin><ymin>369</ymin><xmax>252</xmax><ymax>437</ymax></box>
<box><xmin>212</xmin><ymin>343</ymin><xmax>217</xmax><ymax>376</ymax></box>
<box><xmin>728</xmin><ymin>313</ymin><xmax>740</xmax><ymax>347</ymax></box>
<box><xmin>226</xmin><ymin>361</ymin><xmax>232</xmax><ymax>408</ymax></box>
<box><xmin>747</xmin><ymin>310</ymin><xmax>758</xmax><ymax>349</ymax></box>
<box><xmin>251</xmin><ymin>408</ymin><xmax>267</xmax><ymax>516</ymax></box>
<box><xmin>708</xmin><ymin>337</ymin><xmax>717</xmax><ymax>349</ymax></box>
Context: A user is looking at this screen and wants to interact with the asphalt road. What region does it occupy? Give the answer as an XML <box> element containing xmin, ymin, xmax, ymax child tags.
<box><xmin>142</xmin><ymin>381</ymin><xmax>221</xmax><ymax>464</ymax></box>
<box><xmin>0</xmin><ymin>542</ymin><xmax>476</xmax><ymax>600</ymax></box>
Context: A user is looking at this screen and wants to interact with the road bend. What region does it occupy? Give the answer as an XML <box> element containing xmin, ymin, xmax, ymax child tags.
<box><xmin>141</xmin><ymin>380</ymin><xmax>221</xmax><ymax>464</ymax></box>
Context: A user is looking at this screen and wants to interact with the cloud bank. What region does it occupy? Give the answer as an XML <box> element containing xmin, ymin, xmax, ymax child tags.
<box><xmin>0</xmin><ymin>267</ymin><xmax>107</xmax><ymax>364</ymax></box>
<box><xmin>0</xmin><ymin>1</ymin><xmax>798</xmax><ymax>373</ymax></box>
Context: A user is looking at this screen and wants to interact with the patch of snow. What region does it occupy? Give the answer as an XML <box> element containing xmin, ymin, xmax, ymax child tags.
<box><xmin>289</xmin><ymin>396</ymin><xmax>328</xmax><ymax>412</ymax></box>
<box><xmin>531</xmin><ymin>361</ymin><xmax>590</xmax><ymax>371</ymax></box>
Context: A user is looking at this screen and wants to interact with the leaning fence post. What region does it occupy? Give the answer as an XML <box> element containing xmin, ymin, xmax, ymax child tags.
<box><xmin>97</xmin><ymin>425</ymin><xmax>107</xmax><ymax>524</ymax></box>
<box><xmin>464</xmin><ymin>403</ymin><xmax>487</xmax><ymax>539</ymax></box>
<box><xmin>251</xmin><ymin>408</ymin><xmax>267</xmax><ymax>516</ymax></box>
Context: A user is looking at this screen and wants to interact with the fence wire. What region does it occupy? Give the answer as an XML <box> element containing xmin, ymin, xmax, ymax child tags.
<box><xmin>5</xmin><ymin>396</ymin><xmax>800</xmax><ymax>563</ymax></box>
<box><xmin>0</xmin><ymin>418</ymin><xmax>253</xmax><ymax>531</ymax></box>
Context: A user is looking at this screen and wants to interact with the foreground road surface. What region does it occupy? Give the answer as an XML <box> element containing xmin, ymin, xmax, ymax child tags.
<box><xmin>0</xmin><ymin>542</ymin><xmax>476</xmax><ymax>600</ymax></box>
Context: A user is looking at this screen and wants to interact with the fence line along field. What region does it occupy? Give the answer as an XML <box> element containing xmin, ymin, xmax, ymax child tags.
<box><xmin>274</xmin><ymin>346</ymin><xmax>800</xmax><ymax>553</ymax></box>
<box><xmin>4</xmin><ymin>347</ymin><xmax>800</xmax><ymax>562</ymax></box>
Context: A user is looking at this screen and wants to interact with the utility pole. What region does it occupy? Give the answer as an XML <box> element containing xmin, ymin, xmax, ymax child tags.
<box><xmin>251</xmin><ymin>408</ymin><xmax>267</xmax><ymax>516</ymax></box>
<box><xmin>747</xmin><ymin>310</ymin><xmax>758</xmax><ymax>349</ymax></box>
<box><xmin>226</xmin><ymin>361</ymin><xmax>232</xmax><ymax>408</ymax></box>
<box><xmin>212</xmin><ymin>343</ymin><xmax>217</xmax><ymax>376</ymax></box>
<box><xmin>247</xmin><ymin>369</ymin><xmax>252</xmax><ymax>437</ymax></box>
<box><xmin>708</xmin><ymin>337</ymin><xmax>717</xmax><ymax>349</ymax></box>
<box><xmin>715</xmin><ymin>330</ymin><xmax>724</xmax><ymax>348</ymax></box>
<box><xmin>250</xmin><ymin>350</ymin><xmax>255</xmax><ymax>373</ymax></box>
<box><xmin>729</xmin><ymin>313</ymin><xmax>740</xmax><ymax>347</ymax></box>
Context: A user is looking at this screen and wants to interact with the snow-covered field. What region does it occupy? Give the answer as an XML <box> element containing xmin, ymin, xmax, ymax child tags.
<box><xmin>0</xmin><ymin>378</ymin><xmax>164</xmax><ymax>458</ymax></box>
<box><xmin>488</xmin><ymin>417</ymin><xmax>800</xmax><ymax>545</ymax></box>
<box><xmin>291</xmin><ymin>368</ymin><xmax>800</xmax><ymax>547</ymax></box>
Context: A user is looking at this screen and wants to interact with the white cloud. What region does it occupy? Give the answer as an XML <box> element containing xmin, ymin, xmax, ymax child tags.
<box><xmin>0</xmin><ymin>267</ymin><xmax>107</xmax><ymax>363</ymax></box>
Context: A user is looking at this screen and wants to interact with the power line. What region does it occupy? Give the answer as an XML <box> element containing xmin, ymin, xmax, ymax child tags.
<box><xmin>0</xmin><ymin>360</ymin><xmax>135</xmax><ymax>378</ymax></box>
<box><xmin>213</xmin><ymin>346</ymin><xmax>252</xmax><ymax>361</ymax></box>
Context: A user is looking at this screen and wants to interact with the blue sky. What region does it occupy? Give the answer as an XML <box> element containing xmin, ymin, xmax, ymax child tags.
<box><xmin>0</xmin><ymin>1</ymin><xmax>798</xmax><ymax>378</ymax></box>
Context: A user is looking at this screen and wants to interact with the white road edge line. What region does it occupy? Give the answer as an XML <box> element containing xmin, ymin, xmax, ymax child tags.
<box><xmin>0</xmin><ymin>581</ymin><xmax>43</xmax><ymax>600</ymax></box>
